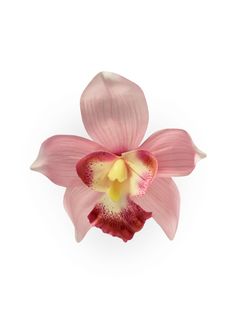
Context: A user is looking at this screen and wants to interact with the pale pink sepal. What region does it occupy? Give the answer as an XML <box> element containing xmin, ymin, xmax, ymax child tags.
<box><xmin>141</xmin><ymin>129</ymin><xmax>206</xmax><ymax>177</ymax></box>
<box><xmin>63</xmin><ymin>179</ymin><xmax>102</xmax><ymax>242</ymax></box>
<box><xmin>31</xmin><ymin>135</ymin><xmax>105</xmax><ymax>187</ymax></box>
<box><xmin>132</xmin><ymin>177</ymin><xmax>180</xmax><ymax>240</ymax></box>
<box><xmin>80</xmin><ymin>72</ymin><xmax>149</xmax><ymax>154</ymax></box>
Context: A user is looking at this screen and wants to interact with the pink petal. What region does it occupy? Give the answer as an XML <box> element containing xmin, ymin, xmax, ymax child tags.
<box><xmin>141</xmin><ymin>129</ymin><xmax>206</xmax><ymax>176</ymax></box>
<box><xmin>132</xmin><ymin>177</ymin><xmax>180</xmax><ymax>240</ymax></box>
<box><xmin>88</xmin><ymin>194</ymin><xmax>151</xmax><ymax>242</ymax></box>
<box><xmin>63</xmin><ymin>179</ymin><xmax>102</xmax><ymax>242</ymax></box>
<box><xmin>31</xmin><ymin>135</ymin><xmax>104</xmax><ymax>187</ymax></box>
<box><xmin>80</xmin><ymin>72</ymin><xmax>149</xmax><ymax>154</ymax></box>
<box><xmin>76</xmin><ymin>151</ymin><xmax>117</xmax><ymax>192</ymax></box>
<box><xmin>122</xmin><ymin>150</ymin><xmax>157</xmax><ymax>196</ymax></box>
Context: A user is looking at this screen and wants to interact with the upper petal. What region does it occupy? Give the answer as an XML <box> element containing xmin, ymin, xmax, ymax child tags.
<box><xmin>140</xmin><ymin>129</ymin><xmax>206</xmax><ymax>177</ymax></box>
<box><xmin>80</xmin><ymin>72</ymin><xmax>149</xmax><ymax>154</ymax></box>
<box><xmin>132</xmin><ymin>177</ymin><xmax>180</xmax><ymax>240</ymax></box>
<box><xmin>31</xmin><ymin>135</ymin><xmax>105</xmax><ymax>187</ymax></box>
<box><xmin>63</xmin><ymin>179</ymin><xmax>102</xmax><ymax>242</ymax></box>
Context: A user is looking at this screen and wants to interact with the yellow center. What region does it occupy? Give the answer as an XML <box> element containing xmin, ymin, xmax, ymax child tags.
<box><xmin>107</xmin><ymin>159</ymin><xmax>128</xmax><ymax>202</ymax></box>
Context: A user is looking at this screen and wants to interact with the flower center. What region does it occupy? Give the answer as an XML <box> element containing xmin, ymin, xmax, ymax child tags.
<box><xmin>107</xmin><ymin>158</ymin><xmax>128</xmax><ymax>202</ymax></box>
<box><xmin>107</xmin><ymin>158</ymin><xmax>128</xmax><ymax>183</ymax></box>
<box><xmin>76</xmin><ymin>150</ymin><xmax>157</xmax><ymax>205</ymax></box>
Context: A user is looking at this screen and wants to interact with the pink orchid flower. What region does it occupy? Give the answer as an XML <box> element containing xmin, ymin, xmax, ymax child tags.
<box><xmin>31</xmin><ymin>72</ymin><xmax>206</xmax><ymax>242</ymax></box>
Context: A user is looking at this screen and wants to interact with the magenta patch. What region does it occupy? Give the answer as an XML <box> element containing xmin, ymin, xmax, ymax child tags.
<box><xmin>137</xmin><ymin>150</ymin><xmax>158</xmax><ymax>171</ymax></box>
<box><xmin>76</xmin><ymin>151</ymin><xmax>117</xmax><ymax>187</ymax></box>
<box><xmin>88</xmin><ymin>199</ymin><xmax>152</xmax><ymax>242</ymax></box>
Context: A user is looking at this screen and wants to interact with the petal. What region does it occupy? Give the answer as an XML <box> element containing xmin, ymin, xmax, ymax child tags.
<box><xmin>88</xmin><ymin>194</ymin><xmax>152</xmax><ymax>242</ymax></box>
<box><xmin>122</xmin><ymin>150</ymin><xmax>158</xmax><ymax>196</ymax></box>
<box><xmin>132</xmin><ymin>177</ymin><xmax>180</xmax><ymax>240</ymax></box>
<box><xmin>31</xmin><ymin>135</ymin><xmax>104</xmax><ymax>187</ymax></box>
<box><xmin>63</xmin><ymin>179</ymin><xmax>102</xmax><ymax>242</ymax></box>
<box><xmin>76</xmin><ymin>151</ymin><xmax>118</xmax><ymax>192</ymax></box>
<box><xmin>140</xmin><ymin>129</ymin><xmax>206</xmax><ymax>176</ymax></box>
<box><xmin>80</xmin><ymin>72</ymin><xmax>149</xmax><ymax>154</ymax></box>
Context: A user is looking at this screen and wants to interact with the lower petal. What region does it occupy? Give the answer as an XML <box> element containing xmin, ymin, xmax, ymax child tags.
<box><xmin>132</xmin><ymin>177</ymin><xmax>180</xmax><ymax>240</ymax></box>
<box><xmin>88</xmin><ymin>194</ymin><xmax>152</xmax><ymax>242</ymax></box>
<box><xmin>63</xmin><ymin>179</ymin><xmax>102</xmax><ymax>242</ymax></box>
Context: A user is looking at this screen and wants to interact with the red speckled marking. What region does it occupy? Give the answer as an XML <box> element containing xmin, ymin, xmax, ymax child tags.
<box><xmin>76</xmin><ymin>151</ymin><xmax>117</xmax><ymax>187</ymax></box>
<box><xmin>136</xmin><ymin>150</ymin><xmax>158</xmax><ymax>173</ymax></box>
<box><xmin>137</xmin><ymin>172</ymin><xmax>153</xmax><ymax>194</ymax></box>
<box><xmin>88</xmin><ymin>199</ymin><xmax>151</xmax><ymax>242</ymax></box>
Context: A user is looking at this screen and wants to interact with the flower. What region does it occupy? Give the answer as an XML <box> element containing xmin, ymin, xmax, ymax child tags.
<box><xmin>31</xmin><ymin>72</ymin><xmax>206</xmax><ymax>242</ymax></box>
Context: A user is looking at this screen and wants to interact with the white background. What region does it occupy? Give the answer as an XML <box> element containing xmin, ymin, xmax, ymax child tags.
<box><xmin>0</xmin><ymin>1</ymin><xmax>235</xmax><ymax>313</ymax></box>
